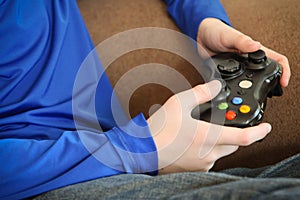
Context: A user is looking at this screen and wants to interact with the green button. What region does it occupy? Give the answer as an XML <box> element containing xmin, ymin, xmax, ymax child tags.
<box><xmin>218</xmin><ymin>102</ymin><xmax>229</xmax><ymax>110</ymax></box>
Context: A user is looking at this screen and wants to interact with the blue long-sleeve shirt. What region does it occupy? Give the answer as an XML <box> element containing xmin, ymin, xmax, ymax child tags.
<box><xmin>0</xmin><ymin>0</ymin><xmax>230</xmax><ymax>199</ymax></box>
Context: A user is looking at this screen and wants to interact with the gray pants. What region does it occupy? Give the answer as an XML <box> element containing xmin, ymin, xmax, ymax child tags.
<box><xmin>33</xmin><ymin>153</ymin><xmax>300</xmax><ymax>199</ymax></box>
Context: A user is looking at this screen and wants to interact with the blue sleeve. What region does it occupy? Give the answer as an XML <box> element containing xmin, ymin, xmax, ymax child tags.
<box><xmin>163</xmin><ymin>0</ymin><xmax>231</xmax><ymax>40</ymax></box>
<box><xmin>0</xmin><ymin>1</ymin><xmax>157</xmax><ymax>199</ymax></box>
<box><xmin>0</xmin><ymin>115</ymin><xmax>157</xmax><ymax>200</ymax></box>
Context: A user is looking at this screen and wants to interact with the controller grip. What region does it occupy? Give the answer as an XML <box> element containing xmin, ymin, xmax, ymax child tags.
<box><xmin>268</xmin><ymin>83</ymin><xmax>283</xmax><ymax>97</ymax></box>
<box><xmin>191</xmin><ymin>102</ymin><xmax>227</xmax><ymax>126</ymax></box>
<box><xmin>191</xmin><ymin>103</ymin><xmax>211</xmax><ymax>120</ymax></box>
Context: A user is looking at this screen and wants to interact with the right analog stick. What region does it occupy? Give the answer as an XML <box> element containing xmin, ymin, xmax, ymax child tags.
<box><xmin>249</xmin><ymin>50</ymin><xmax>267</xmax><ymax>64</ymax></box>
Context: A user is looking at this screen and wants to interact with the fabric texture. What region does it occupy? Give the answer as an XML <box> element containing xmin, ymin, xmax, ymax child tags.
<box><xmin>33</xmin><ymin>153</ymin><xmax>300</xmax><ymax>199</ymax></box>
<box><xmin>0</xmin><ymin>1</ymin><xmax>157</xmax><ymax>199</ymax></box>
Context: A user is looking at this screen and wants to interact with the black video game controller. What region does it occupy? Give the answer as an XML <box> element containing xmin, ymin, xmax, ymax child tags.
<box><xmin>191</xmin><ymin>50</ymin><xmax>283</xmax><ymax>128</ymax></box>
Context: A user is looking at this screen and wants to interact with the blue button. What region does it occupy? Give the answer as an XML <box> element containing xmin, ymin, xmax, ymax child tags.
<box><xmin>232</xmin><ymin>97</ymin><xmax>243</xmax><ymax>105</ymax></box>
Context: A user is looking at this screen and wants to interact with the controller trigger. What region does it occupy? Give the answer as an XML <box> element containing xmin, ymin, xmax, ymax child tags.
<box><xmin>268</xmin><ymin>84</ymin><xmax>283</xmax><ymax>97</ymax></box>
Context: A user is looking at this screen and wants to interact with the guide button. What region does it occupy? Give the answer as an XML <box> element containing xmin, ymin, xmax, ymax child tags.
<box><xmin>239</xmin><ymin>80</ymin><xmax>252</xmax><ymax>89</ymax></box>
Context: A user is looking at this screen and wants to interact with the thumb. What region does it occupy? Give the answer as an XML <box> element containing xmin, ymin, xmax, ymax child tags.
<box><xmin>177</xmin><ymin>80</ymin><xmax>222</xmax><ymax>110</ymax></box>
<box><xmin>225</xmin><ymin>28</ymin><xmax>261</xmax><ymax>53</ymax></box>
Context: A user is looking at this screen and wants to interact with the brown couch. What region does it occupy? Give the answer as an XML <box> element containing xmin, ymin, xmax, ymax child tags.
<box><xmin>77</xmin><ymin>0</ymin><xmax>300</xmax><ymax>170</ymax></box>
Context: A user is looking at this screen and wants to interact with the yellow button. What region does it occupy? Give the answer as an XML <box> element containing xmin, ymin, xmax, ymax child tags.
<box><xmin>239</xmin><ymin>105</ymin><xmax>251</xmax><ymax>114</ymax></box>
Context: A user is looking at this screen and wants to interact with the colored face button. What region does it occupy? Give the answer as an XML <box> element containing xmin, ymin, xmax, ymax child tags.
<box><xmin>239</xmin><ymin>80</ymin><xmax>253</xmax><ymax>89</ymax></box>
<box><xmin>232</xmin><ymin>97</ymin><xmax>243</xmax><ymax>105</ymax></box>
<box><xmin>225</xmin><ymin>110</ymin><xmax>237</xmax><ymax>120</ymax></box>
<box><xmin>239</xmin><ymin>105</ymin><xmax>251</xmax><ymax>114</ymax></box>
<box><xmin>218</xmin><ymin>102</ymin><xmax>229</xmax><ymax>110</ymax></box>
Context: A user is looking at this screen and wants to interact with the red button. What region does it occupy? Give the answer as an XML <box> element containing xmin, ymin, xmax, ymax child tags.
<box><xmin>226</xmin><ymin>110</ymin><xmax>237</xmax><ymax>120</ymax></box>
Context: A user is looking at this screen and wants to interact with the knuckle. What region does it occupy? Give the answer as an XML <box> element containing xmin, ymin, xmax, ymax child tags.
<box><xmin>237</xmin><ymin>34</ymin><xmax>251</xmax><ymax>43</ymax></box>
<box><xmin>282</xmin><ymin>55</ymin><xmax>288</xmax><ymax>61</ymax></box>
<box><xmin>193</xmin><ymin>85</ymin><xmax>210</xmax><ymax>100</ymax></box>
<box><xmin>207</xmin><ymin>153</ymin><xmax>218</xmax><ymax>164</ymax></box>
<box><xmin>233</xmin><ymin>146</ymin><xmax>239</xmax><ymax>152</ymax></box>
<box><xmin>204</xmin><ymin>162</ymin><xmax>215</xmax><ymax>171</ymax></box>
<box><xmin>167</xmin><ymin>94</ymin><xmax>179</xmax><ymax>104</ymax></box>
<box><xmin>239</xmin><ymin>133</ymin><xmax>253</xmax><ymax>146</ymax></box>
<box><xmin>282</xmin><ymin>55</ymin><xmax>289</xmax><ymax>65</ymax></box>
<box><xmin>277</xmin><ymin>54</ymin><xmax>288</xmax><ymax>63</ymax></box>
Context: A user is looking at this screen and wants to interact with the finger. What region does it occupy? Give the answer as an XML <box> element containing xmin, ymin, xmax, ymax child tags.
<box><xmin>261</xmin><ymin>46</ymin><xmax>291</xmax><ymax>87</ymax></box>
<box><xmin>205</xmin><ymin>145</ymin><xmax>239</xmax><ymax>163</ymax></box>
<box><xmin>215</xmin><ymin>145</ymin><xmax>239</xmax><ymax>159</ymax></box>
<box><xmin>222</xmin><ymin>27</ymin><xmax>261</xmax><ymax>53</ymax></box>
<box><xmin>218</xmin><ymin>123</ymin><xmax>272</xmax><ymax>146</ymax></box>
<box><xmin>198</xmin><ymin>145</ymin><xmax>238</xmax><ymax>171</ymax></box>
<box><xmin>177</xmin><ymin>80</ymin><xmax>222</xmax><ymax>109</ymax></box>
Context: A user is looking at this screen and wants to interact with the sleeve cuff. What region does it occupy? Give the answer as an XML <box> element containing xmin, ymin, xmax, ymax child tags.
<box><xmin>105</xmin><ymin>113</ymin><xmax>158</xmax><ymax>175</ymax></box>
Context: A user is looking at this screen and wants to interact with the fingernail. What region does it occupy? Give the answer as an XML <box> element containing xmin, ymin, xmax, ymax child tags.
<box><xmin>207</xmin><ymin>80</ymin><xmax>222</xmax><ymax>92</ymax></box>
<box><xmin>265</xmin><ymin>123</ymin><xmax>272</xmax><ymax>133</ymax></box>
<box><xmin>215</xmin><ymin>78</ymin><xmax>226</xmax><ymax>90</ymax></box>
<box><xmin>251</xmin><ymin>41</ymin><xmax>261</xmax><ymax>48</ymax></box>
